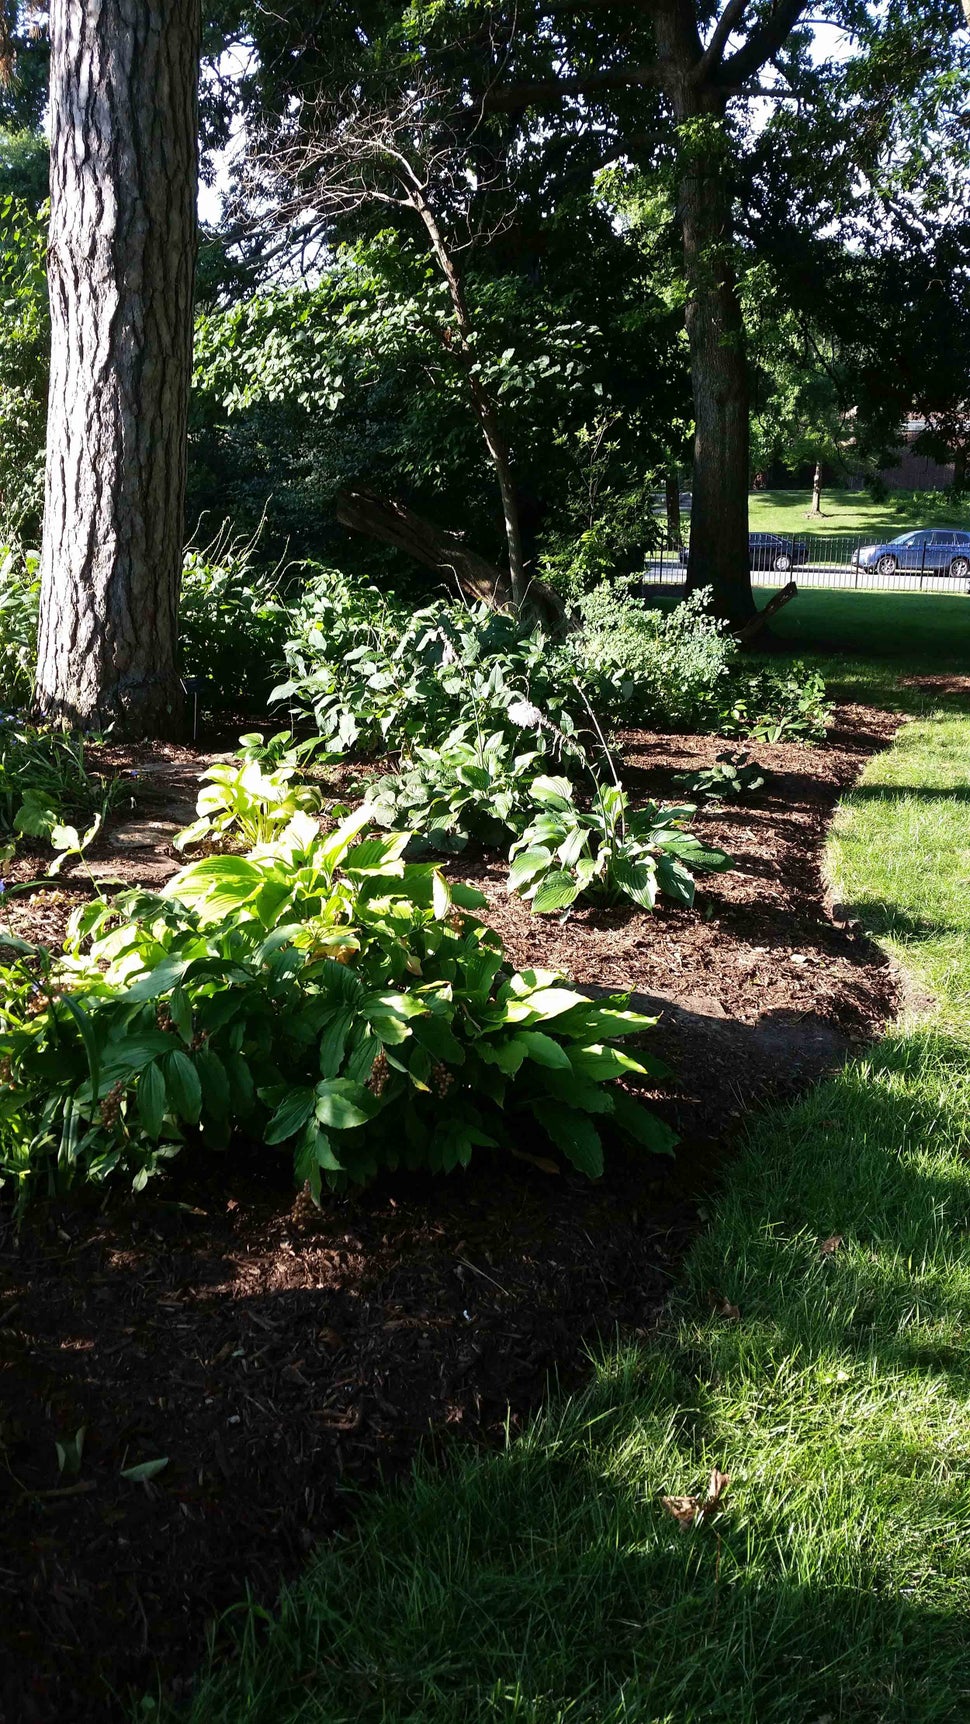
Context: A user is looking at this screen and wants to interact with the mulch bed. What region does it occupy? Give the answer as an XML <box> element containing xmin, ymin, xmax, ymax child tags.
<box><xmin>0</xmin><ymin>703</ymin><xmax>902</xmax><ymax>1724</ymax></box>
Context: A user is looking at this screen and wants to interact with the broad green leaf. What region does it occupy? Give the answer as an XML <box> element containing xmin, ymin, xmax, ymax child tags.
<box><xmin>661</xmin><ymin>835</ymin><xmax>731</xmax><ymax>872</ymax></box>
<box><xmin>164</xmin><ymin>1050</ymin><xmax>202</xmax><ymax>1125</ymax></box>
<box><xmin>516</xmin><ymin>985</ymin><xmax>586</xmax><ymax>1021</ymax></box>
<box><xmin>569</xmin><ymin>1043</ymin><xmax>649</xmax><ymax>1081</ymax></box>
<box><xmin>531</xmin><ymin>870</ymin><xmax>580</xmax><ymax>915</ymax></box>
<box><xmin>518</xmin><ymin>1030</ymin><xmax>572</xmax><ymax>1070</ymax></box>
<box><xmin>529</xmin><ymin>775</ymin><xmax>574</xmax><ymax>809</ymax></box>
<box><xmin>612</xmin><ymin>1089</ymin><xmax>677</xmax><ymax>1155</ymax></box>
<box><xmin>655</xmin><ymin>854</ymin><xmax>696</xmax><ymax>907</ymax></box>
<box><xmin>196</xmin><ymin>1047</ymin><xmax>232</xmax><ymax>1119</ymax></box>
<box><xmin>315</xmin><ymin>1079</ymin><xmax>371</xmax><ymax>1130</ymax></box>
<box><xmin>432</xmin><ymin>869</ymin><xmax>452</xmax><ymax>919</ymax></box>
<box><xmin>137</xmin><ymin>1062</ymin><xmax>166</xmax><ymax>1139</ymax></box>
<box><xmin>264</xmin><ymin>1087</ymin><xmax>316</xmax><ymax>1144</ymax></box>
<box><xmin>611</xmin><ymin>853</ymin><xmax>658</xmax><ymax>911</ymax></box>
<box><xmin>534</xmin><ymin>1101</ymin><xmax>603</xmax><ymax>1178</ymax></box>
<box><xmin>168</xmin><ymin>986</ymin><xmax>193</xmax><ymax>1046</ymax></box>
<box><xmin>508</xmin><ymin>846</ymin><xmax>552</xmax><ymax>892</ymax></box>
<box><xmin>168</xmin><ymin>855</ymin><xmax>263</xmax><ymax>914</ymax></box>
<box><xmin>318</xmin><ymin>802</ymin><xmax>375</xmax><ymax>872</ymax></box>
<box><xmin>344</xmin><ymin>832</ymin><xmax>411</xmax><ymax>871</ymax></box>
<box><xmin>318</xmin><ymin>1009</ymin><xmax>353</xmax><ymax>1077</ymax></box>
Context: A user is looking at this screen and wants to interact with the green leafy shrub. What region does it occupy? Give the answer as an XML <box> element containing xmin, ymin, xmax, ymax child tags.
<box><xmin>0</xmin><ymin>808</ymin><xmax>675</xmax><ymax>1205</ymax></box>
<box><xmin>0</xmin><ymin>544</ymin><xmax>39</xmax><ymax>706</ymax></box>
<box><xmin>0</xmin><ymin>719</ymin><xmax>120</xmax><ymax>850</ymax></box>
<box><xmin>575</xmin><ymin>585</ymin><xmax>737</xmax><ymax>729</ymax></box>
<box><xmin>675</xmin><ymin>750</ymin><xmax>767</xmax><ymax>802</ymax></box>
<box><xmin>508</xmin><ymin>777</ymin><xmax>730</xmax><ymax>913</ymax></box>
<box><xmin>272</xmin><ymin>574</ymin><xmax>583</xmax><ymax>759</ymax></box>
<box><xmin>174</xmin><ymin>757</ymin><xmax>323</xmax><ymax>852</ymax></box>
<box><xmin>179</xmin><ymin>522</ymin><xmax>291</xmax><ymax>709</ymax></box>
<box><xmin>718</xmin><ymin>663</ymin><xmax>831</xmax><ymax>743</ymax></box>
<box><xmin>368</xmin><ymin>723</ymin><xmax>545</xmax><ymax>854</ymax></box>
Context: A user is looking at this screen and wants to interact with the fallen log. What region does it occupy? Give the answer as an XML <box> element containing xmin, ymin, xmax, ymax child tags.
<box><xmin>734</xmin><ymin>580</ymin><xmax>797</xmax><ymax>645</ymax></box>
<box><xmin>335</xmin><ymin>486</ymin><xmax>566</xmax><ymax>633</ymax></box>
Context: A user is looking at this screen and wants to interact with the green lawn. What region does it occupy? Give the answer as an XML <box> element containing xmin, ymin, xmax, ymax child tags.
<box><xmin>161</xmin><ymin>659</ymin><xmax>970</xmax><ymax>1723</ymax></box>
<box><xmin>771</xmin><ymin>587</ymin><xmax>970</xmax><ymax>661</ymax></box>
<box><xmin>749</xmin><ymin>487</ymin><xmax>970</xmax><ymax>540</ymax></box>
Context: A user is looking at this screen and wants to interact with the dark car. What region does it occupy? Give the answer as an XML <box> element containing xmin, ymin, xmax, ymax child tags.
<box><xmin>678</xmin><ymin>532</ymin><xmax>805</xmax><ymax>572</ymax></box>
<box><xmin>852</xmin><ymin>528</ymin><xmax>970</xmax><ymax>578</ymax></box>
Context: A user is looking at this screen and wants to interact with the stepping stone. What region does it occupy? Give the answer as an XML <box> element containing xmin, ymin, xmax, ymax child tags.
<box><xmin>109</xmin><ymin>819</ymin><xmax>182</xmax><ymax>850</ymax></box>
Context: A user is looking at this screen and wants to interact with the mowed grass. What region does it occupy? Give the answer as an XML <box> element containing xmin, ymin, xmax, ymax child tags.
<box><xmin>163</xmin><ymin>687</ymin><xmax>970</xmax><ymax>1724</ymax></box>
<box><xmin>749</xmin><ymin>487</ymin><xmax>970</xmax><ymax>539</ymax></box>
<box><xmin>767</xmin><ymin>588</ymin><xmax>970</xmax><ymax>707</ymax></box>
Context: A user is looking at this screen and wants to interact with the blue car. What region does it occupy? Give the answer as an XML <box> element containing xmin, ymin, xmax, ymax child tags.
<box><xmin>853</xmin><ymin>528</ymin><xmax>970</xmax><ymax>578</ymax></box>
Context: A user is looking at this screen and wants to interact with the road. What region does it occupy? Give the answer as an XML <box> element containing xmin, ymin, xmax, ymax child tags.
<box><xmin>643</xmin><ymin>559</ymin><xmax>970</xmax><ymax>596</ymax></box>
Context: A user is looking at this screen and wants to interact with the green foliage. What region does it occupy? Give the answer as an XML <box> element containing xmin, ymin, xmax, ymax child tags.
<box><xmin>576</xmin><ymin>586</ymin><xmax>738</xmax><ymax>729</ymax></box>
<box><xmin>0</xmin><ymin>191</ymin><xmax>48</xmax><ymax>541</ymax></box>
<box><xmin>537</xmin><ymin>471</ymin><xmax>666</xmax><ymax>600</ymax></box>
<box><xmin>273</xmin><ymin>574</ymin><xmax>581</xmax><ymax>758</ymax></box>
<box><xmin>368</xmin><ymin>723</ymin><xmax>545</xmax><ymax>855</ymax></box>
<box><xmin>719</xmin><ymin>663</ymin><xmax>831</xmax><ymax>743</ymax></box>
<box><xmin>0</xmin><ymin>542</ymin><xmax>39</xmax><ymax>705</ymax></box>
<box><xmin>508</xmin><ymin>777</ymin><xmax>730</xmax><ymax>914</ymax></box>
<box><xmin>179</xmin><ymin>522</ymin><xmax>291</xmax><ymax>709</ymax></box>
<box><xmin>174</xmin><ymin>758</ymin><xmax>323</xmax><ymax>852</ymax></box>
<box><xmin>0</xmin><ymin>719</ymin><xmax>119</xmax><ymax>851</ymax></box>
<box><xmin>675</xmin><ymin>750</ymin><xmax>768</xmax><ymax>802</ymax></box>
<box><xmin>0</xmin><ymin>807</ymin><xmax>675</xmax><ymax>1204</ymax></box>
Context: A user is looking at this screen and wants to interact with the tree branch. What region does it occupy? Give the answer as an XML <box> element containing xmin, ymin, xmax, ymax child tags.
<box><xmin>694</xmin><ymin>0</ymin><xmax>748</xmax><ymax>84</ymax></box>
<box><xmin>484</xmin><ymin>61</ymin><xmax>665</xmax><ymax>113</ymax></box>
<box><xmin>715</xmin><ymin>0</ymin><xmax>812</xmax><ymax>87</ymax></box>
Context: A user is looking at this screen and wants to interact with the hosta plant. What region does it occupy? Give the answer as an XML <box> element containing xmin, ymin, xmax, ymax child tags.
<box><xmin>508</xmin><ymin>777</ymin><xmax>730</xmax><ymax>914</ymax></box>
<box><xmin>174</xmin><ymin>757</ymin><xmax>323</xmax><ymax>851</ymax></box>
<box><xmin>675</xmin><ymin>750</ymin><xmax>767</xmax><ymax>803</ymax></box>
<box><xmin>368</xmin><ymin>723</ymin><xmax>545</xmax><ymax>854</ymax></box>
<box><xmin>0</xmin><ymin>807</ymin><xmax>675</xmax><ymax>1207</ymax></box>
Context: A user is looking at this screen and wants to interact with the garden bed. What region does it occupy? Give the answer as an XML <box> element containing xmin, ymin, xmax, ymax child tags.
<box><xmin>0</xmin><ymin>704</ymin><xmax>900</xmax><ymax>1723</ymax></box>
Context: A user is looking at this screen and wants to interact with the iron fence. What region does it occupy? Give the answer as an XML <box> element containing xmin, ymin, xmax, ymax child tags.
<box><xmin>641</xmin><ymin>532</ymin><xmax>970</xmax><ymax>596</ymax></box>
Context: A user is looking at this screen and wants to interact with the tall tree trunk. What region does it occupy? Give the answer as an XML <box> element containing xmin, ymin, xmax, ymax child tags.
<box><xmin>654</xmin><ymin>2</ymin><xmax>754</xmax><ymax>627</ymax></box>
<box><xmin>35</xmin><ymin>0</ymin><xmax>200</xmax><ymax>736</ymax></box>
<box><xmin>807</xmin><ymin>458</ymin><xmax>823</xmax><ymax>516</ymax></box>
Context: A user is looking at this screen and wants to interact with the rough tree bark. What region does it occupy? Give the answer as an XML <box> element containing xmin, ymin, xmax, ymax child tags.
<box><xmin>35</xmin><ymin>0</ymin><xmax>200</xmax><ymax>735</ymax></box>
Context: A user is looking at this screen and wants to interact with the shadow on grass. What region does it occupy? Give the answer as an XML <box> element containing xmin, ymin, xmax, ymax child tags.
<box><xmin>163</xmin><ymin>1022</ymin><xmax>970</xmax><ymax>1724</ymax></box>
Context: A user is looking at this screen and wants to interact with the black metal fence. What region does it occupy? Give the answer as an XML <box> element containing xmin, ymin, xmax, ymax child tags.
<box><xmin>642</xmin><ymin>532</ymin><xmax>970</xmax><ymax>596</ymax></box>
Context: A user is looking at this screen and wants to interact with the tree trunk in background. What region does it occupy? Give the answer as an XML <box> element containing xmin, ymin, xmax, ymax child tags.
<box><xmin>654</xmin><ymin>2</ymin><xmax>754</xmax><ymax>628</ymax></box>
<box><xmin>35</xmin><ymin>0</ymin><xmax>200</xmax><ymax>735</ymax></box>
<box><xmin>677</xmin><ymin>126</ymin><xmax>753</xmax><ymax>624</ymax></box>
<box><xmin>807</xmin><ymin>459</ymin><xmax>823</xmax><ymax>516</ymax></box>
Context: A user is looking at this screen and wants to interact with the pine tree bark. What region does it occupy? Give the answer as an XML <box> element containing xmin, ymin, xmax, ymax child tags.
<box><xmin>35</xmin><ymin>0</ymin><xmax>200</xmax><ymax>735</ymax></box>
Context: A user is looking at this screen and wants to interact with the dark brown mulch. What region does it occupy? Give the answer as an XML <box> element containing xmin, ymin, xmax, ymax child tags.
<box><xmin>0</xmin><ymin>705</ymin><xmax>901</xmax><ymax>1724</ymax></box>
